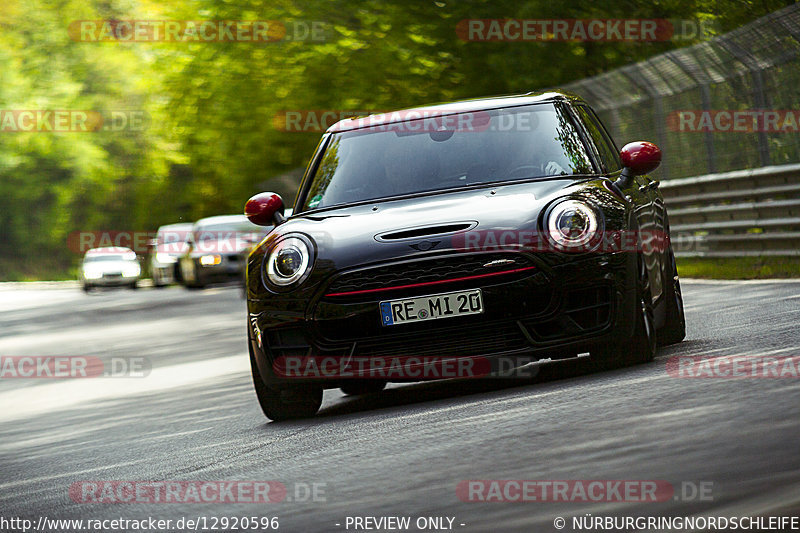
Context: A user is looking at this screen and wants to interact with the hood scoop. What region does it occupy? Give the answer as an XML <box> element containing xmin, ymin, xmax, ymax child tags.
<box><xmin>375</xmin><ymin>222</ymin><xmax>477</xmax><ymax>242</ymax></box>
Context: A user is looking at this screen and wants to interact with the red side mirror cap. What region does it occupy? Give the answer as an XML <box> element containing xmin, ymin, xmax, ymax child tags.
<box><xmin>620</xmin><ymin>141</ymin><xmax>661</xmax><ymax>176</ymax></box>
<box><xmin>245</xmin><ymin>192</ymin><xmax>284</xmax><ymax>226</ymax></box>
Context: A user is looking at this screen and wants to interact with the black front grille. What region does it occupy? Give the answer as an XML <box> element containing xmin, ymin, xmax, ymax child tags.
<box><xmin>522</xmin><ymin>285</ymin><xmax>613</xmax><ymax>341</ymax></box>
<box><xmin>265</xmin><ymin>321</ymin><xmax>531</xmax><ymax>361</ymax></box>
<box><xmin>326</xmin><ymin>253</ymin><xmax>534</xmax><ymax>295</ymax></box>
<box><xmin>353</xmin><ymin>321</ymin><xmax>530</xmax><ymax>358</ymax></box>
<box><xmin>266</xmin><ymin>327</ymin><xmax>311</xmax><ymax>358</ymax></box>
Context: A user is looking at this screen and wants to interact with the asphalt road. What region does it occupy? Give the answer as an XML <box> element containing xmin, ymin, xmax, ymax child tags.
<box><xmin>1</xmin><ymin>280</ymin><xmax>799</xmax><ymax>532</ymax></box>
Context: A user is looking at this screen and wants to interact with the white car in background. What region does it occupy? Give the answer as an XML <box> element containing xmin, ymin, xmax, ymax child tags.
<box><xmin>80</xmin><ymin>247</ymin><xmax>141</xmax><ymax>293</ymax></box>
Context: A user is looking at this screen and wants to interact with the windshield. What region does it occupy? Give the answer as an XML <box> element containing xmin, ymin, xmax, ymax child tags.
<box><xmin>84</xmin><ymin>254</ymin><xmax>129</xmax><ymax>263</ymax></box>
<box><xmin>158</xmin><ymin>230</ymin><xmax>190</xmax><ymax>244</ymax></box>
<box><xmin>301</xmin><ymin>103</ymin><xmax>594</xmax><ymax>211</ymax></box>
<box><xmin>194</xmin><ymin>220</ymin><xmax>265</xmax><ymax>241</ymax></box>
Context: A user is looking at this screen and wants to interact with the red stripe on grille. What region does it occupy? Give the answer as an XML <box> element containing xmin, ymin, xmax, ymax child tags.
<box><xmin>324</xmin><ymin>266</ymin><xmax>536</xmax><ymax>297</ymax></box>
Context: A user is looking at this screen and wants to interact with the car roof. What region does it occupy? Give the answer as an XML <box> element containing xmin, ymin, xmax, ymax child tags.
<box><xmin>327</xmin><ymin>90</ymin><xmax>584</xmax><ymax>133</ymax></box>
<box><xmin>157</xmin><ymin>222</ymin><xmax>193</xmax><ymax>232</ymax></box>
<box><xmin>194</xmin><ymin>214</ymin><xmax>251</xmax><ymax>227</ymax></box>
<box><xmin>84</xmin><ymin>247</ymin><xmax>135</xmax><ymax>255</ymax></box>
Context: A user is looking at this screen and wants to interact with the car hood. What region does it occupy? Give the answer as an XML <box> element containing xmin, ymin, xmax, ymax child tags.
<box><xmin>154</xmin><ymin>242</ymin><xmax>189</xmax><ymax>255</ymax></box>
<box><xmin>191</xmin><ymin>237</ymin><xmax>252</xmax><ymax>256</ymax></box>
<box><xmin>270</xmin><ymin>178</ymin><xmax>600</xmax><ymax>271</ymax></box>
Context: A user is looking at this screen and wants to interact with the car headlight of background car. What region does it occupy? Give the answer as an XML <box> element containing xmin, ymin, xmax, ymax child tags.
<box><xmin>155</xmin><ymin>252</ymin><xmax>178</xmax><ymax>264</ymax></box>
<box><xmin>264</xmin><ymin>235</ymin><xmax>314</xmax><ymax>288</ymax></box>
<box><xmin>199</xmin><ymin>254</ymin><xmax>222</xmax><ymax>266</ymax></box>
<box><xmin>545</xmin><ymin>199</ymin><xmax>603</xmax><ymax>252</ymax></box>
<box><xmin>82</xmin><ymin>267</ymin><xmax>103</xmax><ymax>280</ymax></box>
<box><xmin>123</xmin><ymin>264</ymin><xmax>141</xmax><ymax>277</ymax></box>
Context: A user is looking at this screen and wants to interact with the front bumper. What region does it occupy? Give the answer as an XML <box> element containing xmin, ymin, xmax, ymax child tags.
<box><xmin>152</xmin><ymin>263</ymin><xmax>177</xmax><ymax>283</ymax></box>
<box><xmin>193</xmin><ymin>254</ymin><xmax>246</xmax><ymax>283</ymax></box>
<box><xmin>84</xmin><ymin>274</ymin><xmax>139</xmax><ymax>287</ymax></box>
<box><xmin>249</xmin><ymin>251</ymin><xmax>638</xmax><ymax>388</ymax></box>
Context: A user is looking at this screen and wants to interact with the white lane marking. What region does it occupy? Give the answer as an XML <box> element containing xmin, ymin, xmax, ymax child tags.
<box><xmin>0</xmin><ymin>281</ymin><xmax>81</xmax><ymax>290</ymax></box>
<box><xmin>0</xmin><ymin>353</ymin><xmax>250</xmax><ymax>423</ymax></box>
<box><xmin>0</xmin><ymin>456</ymin><xmax>160</xmax><ymax>492</ymax></box>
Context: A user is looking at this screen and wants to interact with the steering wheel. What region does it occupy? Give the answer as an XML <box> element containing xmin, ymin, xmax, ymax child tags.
<box><xmin>506</xmin><ymin>164</ymin><xmax>543</xmax><ymax>180</ymax></box>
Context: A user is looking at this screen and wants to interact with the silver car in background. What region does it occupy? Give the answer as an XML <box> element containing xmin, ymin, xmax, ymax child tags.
<box><xmin>149</xmin><ymin>223</ymin><xmax>193</xmax><ymax>287</ymax></box>
<box><xmin>80</xmin><ymin>247</ymin><xmax>141</xmax><ymax>293</ymax></box>
<box><xmin>179</xmin><ymin>215</ymin><xmax>271</xmax><ymax>289</ymax></box>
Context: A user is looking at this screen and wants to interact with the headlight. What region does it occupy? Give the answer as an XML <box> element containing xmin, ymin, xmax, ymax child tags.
<box><xmin>123</xmin><ymin>264</ymin><xmax>141</xmax><ymax>277</ymax></box>
<box><xmin>83</xmin><ymin>268</ymin><xmax>102</xmax><ymax>280</ymax></box>
<box><xmin>155</xmin><ymin>252</ymin><xmax>177</xmax><ymax>264</ymax></box>
<box><xmin>545</xmin><ymin>199</ymin><xmax>602</xmax><ymax>251</ymax></box>
<box><xmin>199</xmin><ymin>254</ymin><xmax>222</xmax><ymax>266</ymax></box>
<box><xmin>265</xmin><ymin>236</ymin><xmax>312</xmax><ymax>287</ymax></box>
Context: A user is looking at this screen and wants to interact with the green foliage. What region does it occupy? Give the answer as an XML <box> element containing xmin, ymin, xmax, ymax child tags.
<box><xmin>0</xmin><ymin>0</ymin><xmax>792</xmax><ymax>279</ymax></box>
<box><xmin>678</xmin><ymin>256</ymin><xmax>800</xmax><ymax>279</ymax></box>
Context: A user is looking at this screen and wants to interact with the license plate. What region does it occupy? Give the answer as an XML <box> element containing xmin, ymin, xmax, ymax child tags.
<box><xmin>380</xmin><ymin>289</ymin><xmax>483</xmax><ymax>326</ymax></box>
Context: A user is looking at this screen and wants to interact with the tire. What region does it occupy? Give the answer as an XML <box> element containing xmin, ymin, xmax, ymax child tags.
<box><xmin>129</xmin><ymin>282</ymin><xmax>138</xmax><ymax>290</ymax></box>
<box><xmin>82</xmin><ymin>284</ymin><xmax>92</xmax><ymax>293</ymax></box>
<box><xmin>658</xmin><ymin>244</ymin><xmax>686</xmax><ymax>345</ymax></box>
<box><xmin>249</xmin><ymin>345</ymin><xmax>322</xmax><ymax>421</ymax></box>
<box><xmin>183</xmin><ymin>270</ymin><xmax>205</xmax><ymax>289</ymax></box>
<box><xmin>153</xmin><ymin>273</ymin><xmax>166</xmax><ymax>288</ymax></box>
<box><xmin>592</xmin><ymin>254</ymin><xmax>656</xmax><ymax>370</ymax></box>
<box><xmin>184</xmin><ymin>267</ymin><xmax>206</xmax><ymax>289</ymax></box>
<box><xmin>340</xmin><ymin>381</ymin><xmax>387</xmax><ymax>396</ymax></box>
<box><xmin>180</xmin><ymin>261</ymin><xmax>204</xmax><ymax>289</ymax></box>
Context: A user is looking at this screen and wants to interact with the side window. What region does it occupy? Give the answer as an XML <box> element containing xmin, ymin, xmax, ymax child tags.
<box><xmin>576</xmin><ymin>106</ymin><xmax>622</xmax><ymax>172</ymax></box>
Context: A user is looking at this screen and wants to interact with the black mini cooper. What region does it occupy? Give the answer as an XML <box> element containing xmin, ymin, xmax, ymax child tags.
<box><xmin>244</xmin><ymin>91</ymin><xmax>685</xmax><ymax>420</ymax></box>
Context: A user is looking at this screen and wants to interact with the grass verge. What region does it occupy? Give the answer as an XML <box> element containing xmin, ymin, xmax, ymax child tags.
<box><xmin>677</xmin><ymin>256</ymin><xmax>800</xmax><ymax>279</ymax></box>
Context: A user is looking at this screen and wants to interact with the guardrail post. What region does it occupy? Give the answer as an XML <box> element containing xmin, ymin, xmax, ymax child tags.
<box><xmin>699</xmin><ymin>84</ymin><xmax>717</xmax><ymax>174</ymax></box>
<box><xmin>750</xmin><ymin>69</ymin><xmax>771</xmax><ymax>167</ymax></box>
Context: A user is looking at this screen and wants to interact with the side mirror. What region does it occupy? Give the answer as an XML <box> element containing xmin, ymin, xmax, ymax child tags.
<box><xmin>616</xmin><ymin>141</ymin><xmax>661</xmax><ymax>188</ymax></box>
<box><xmin>245</xmin><ymin>192</ymin><xmax>285</xmax><ymax>226</ymax></box>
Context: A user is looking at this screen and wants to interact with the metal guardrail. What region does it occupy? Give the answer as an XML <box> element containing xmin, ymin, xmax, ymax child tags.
<box><xmin>663</xmin><ymin>163</ymin><xmax>800</xmax><ymax>257</ymax></box>
<box><xmin>556</xmin><ymin>4</ymin><xmax>800</xmax><ymax>182</ymax></box>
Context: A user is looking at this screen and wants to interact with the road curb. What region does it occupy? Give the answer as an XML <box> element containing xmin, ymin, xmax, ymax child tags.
<box><xmin>0</xmin><ymin>279</ymin><xmax>155</xmax><ymax>290</ymax></box>
<box><xmin>681</xmin><ymin>278</ymin><xmax>800</xmax><ymax>284</ymax></box>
